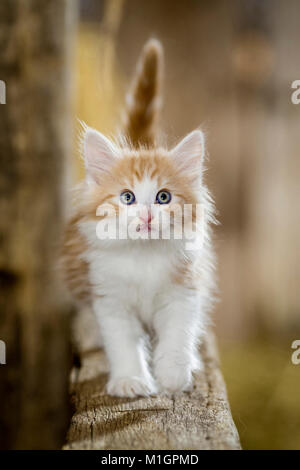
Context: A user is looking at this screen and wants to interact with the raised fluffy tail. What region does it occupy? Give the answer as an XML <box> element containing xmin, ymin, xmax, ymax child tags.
<box><xmin>123</xmin><ymin>38</ymin><xmax>163</xmax><ymax>148</ymax></box>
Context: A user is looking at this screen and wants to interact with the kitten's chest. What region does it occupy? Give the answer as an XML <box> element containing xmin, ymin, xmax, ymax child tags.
<box><xmin>100</xmin><ymin>248</ymin><xmax>172</xmax><ymax>288</ymax></box>
<box><xmin>89</xmin><ymin>245</ymin><xmax>175</xmax><ymax>316</ymax></box>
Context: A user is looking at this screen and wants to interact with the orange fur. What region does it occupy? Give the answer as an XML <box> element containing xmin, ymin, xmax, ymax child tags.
<box><xmin>123</xmin><ymin>39</ymin><xmax>163</xmax><ymax>148</ymax></box>
<box><xmin>61</xmin><ymin>218</ymin><xmax>91</xmax><ymax>303</ymax></box>
<box><xmin>62</xmin><ymin>39</ymin><xmax>214</xmax><ymax>308</ymax></box>
<box><xmin>62</xmin><ymin>149</ymin><xmax>200</xmax><ymax>300</ymax></box>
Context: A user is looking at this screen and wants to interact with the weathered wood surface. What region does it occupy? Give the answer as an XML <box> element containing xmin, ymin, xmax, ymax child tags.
<box><xmin>64</xmin><ymin>309</ymin><xmax>241</xmax><ymax>450</ymax></box>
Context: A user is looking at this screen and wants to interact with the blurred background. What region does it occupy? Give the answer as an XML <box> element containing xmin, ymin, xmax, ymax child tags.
<box><xmin>1</xmin><ymin>0</ymin><xmax>299</xmax><ymax>449</ymax></box>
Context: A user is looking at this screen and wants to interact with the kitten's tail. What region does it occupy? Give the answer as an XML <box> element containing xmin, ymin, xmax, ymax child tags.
<box><xmin>122</xmin><ymin>38</ymin><xmax>163</xmax><ymax>148</ymax></box>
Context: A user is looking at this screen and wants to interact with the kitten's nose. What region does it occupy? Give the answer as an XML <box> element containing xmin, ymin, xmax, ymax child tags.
<box><xmin>140</xmin><ymin>210</ymin><xmax>152</xmax><ymax>224</ymax></box>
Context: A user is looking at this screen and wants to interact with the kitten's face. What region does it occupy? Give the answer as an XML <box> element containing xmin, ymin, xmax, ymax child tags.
<box><xmin>98</xmin><ymin>152</ymin><xmax>198</xmax><ymax>239</ymax></box>
<box><xmin>82</xmin><ymin>128</ymin><xmax>204</xmax><ymax>242</ymax></box>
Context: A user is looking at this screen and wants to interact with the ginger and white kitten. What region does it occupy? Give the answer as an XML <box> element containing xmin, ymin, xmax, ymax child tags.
<box><xmin>62</xmin><ymin>39</ymin><xmax>216</xmax><ymax>397</ymax></box>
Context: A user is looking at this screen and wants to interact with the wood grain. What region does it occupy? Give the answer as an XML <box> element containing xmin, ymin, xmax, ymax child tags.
<box><xmin>64</xmin><ymin>309</ymin><xmax>241</xmax><ymax>450</ymax></box>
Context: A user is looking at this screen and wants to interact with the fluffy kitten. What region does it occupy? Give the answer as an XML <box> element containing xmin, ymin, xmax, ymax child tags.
<box><xmin>62</xmin><ymin>39</ymin><xmax>216</xmax><ymax>397</ymax></box>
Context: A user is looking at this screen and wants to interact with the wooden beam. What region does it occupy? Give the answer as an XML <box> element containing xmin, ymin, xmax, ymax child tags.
<box><xmin>64</xmin><ymin>309</ymin><xmax>241</xmax><ymax>450</ymax></box>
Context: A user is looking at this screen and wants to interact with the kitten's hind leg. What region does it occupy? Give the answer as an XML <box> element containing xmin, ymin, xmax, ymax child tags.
<box><xmin>72</xmin><ymin>304</ymin><xmax>104</xmax><ymax>352</ymax></box>
<box><xmin>93</xmin><ymin>298</ymin><xmax>157</xmax><ymax>398</ymax></box>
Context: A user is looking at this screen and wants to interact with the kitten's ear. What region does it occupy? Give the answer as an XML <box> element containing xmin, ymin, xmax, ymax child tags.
<box><xmin>170</xmin><ymin>130</ymin><xmax>205</xmax><ymax>183</ymax></box>
<box><xmin>83</xmin><ymin>128</ymin><xmax>119</xmax><ymax>184</ymax></box>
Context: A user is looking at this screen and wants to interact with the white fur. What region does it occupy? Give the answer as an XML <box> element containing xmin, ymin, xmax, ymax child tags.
<box><xmin>74</xmin><ymin>129</ymin><xmax>216</xmax><ymax>397</ymax></box>
<box><xmin>79</xmin><ymin>224</ymin><xmax>210</xmax><ymax>396</ymax></box>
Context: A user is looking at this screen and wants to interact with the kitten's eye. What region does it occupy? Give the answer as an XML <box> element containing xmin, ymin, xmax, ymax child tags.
<box><xmin>120</xmin><ymin>190</ymin><xmax>135</xmax><ymax>205</ymax></box>
<box><xmin>156</xmin><ymin>190</ymin><xmax>172</xmax><ymax>204</ymax></box>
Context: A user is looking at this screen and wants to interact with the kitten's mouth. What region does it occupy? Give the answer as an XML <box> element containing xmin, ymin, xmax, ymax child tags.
<box><xmin>136</xmin><ymin>223</ymin><xmax>152</xmax><ymax>233</ymax></box>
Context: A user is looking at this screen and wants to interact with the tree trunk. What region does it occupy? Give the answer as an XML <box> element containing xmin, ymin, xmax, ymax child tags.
<box><xmin>0</xmin><ymin>0</ymin><xmax>76</xmax><ymax>449</ymax></box>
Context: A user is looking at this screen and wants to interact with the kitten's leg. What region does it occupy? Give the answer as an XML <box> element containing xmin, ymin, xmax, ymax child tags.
<box><xmin>153</xmin><ymin>292</ymin><xmax>203</xmax><ymax>393</ymax></box>
<box><xmin>73</xmin><ymin>304</ymin><xmax>104</xmax><ymax>351</ymax></box>
<box><xmin>93</xmin><ymin>298</ymin><xmax>157</xmax><ymax>397</ymax></box>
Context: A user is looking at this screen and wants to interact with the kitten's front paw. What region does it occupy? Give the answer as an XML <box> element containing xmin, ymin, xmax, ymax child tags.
<box><xmin>155</xmin><ymin>365</ymin><xmax>193</xmax><ymax>394</ymax></box>
<box><xmin>107</xmin><ymin>376</ymin><xmax>157</xmax><ymax>398</ymax></box>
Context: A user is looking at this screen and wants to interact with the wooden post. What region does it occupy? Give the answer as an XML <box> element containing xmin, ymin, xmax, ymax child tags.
<box><xmin>0</xmin><ymin>0</ymin><xmax>76</xmax><ymax>449</ymax></box>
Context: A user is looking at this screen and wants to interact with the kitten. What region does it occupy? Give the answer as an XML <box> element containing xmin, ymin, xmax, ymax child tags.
<box><xmin>62</xmin><ymin>39</ymin><xmax>216</xmax><ymax>397</ymax></box>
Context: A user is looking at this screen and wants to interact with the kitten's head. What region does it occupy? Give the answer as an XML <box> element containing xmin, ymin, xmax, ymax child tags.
<box><xmin>79</xmin><ymin>127</ymin><xmax>206</xmax><ymax>242</ymax></box>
